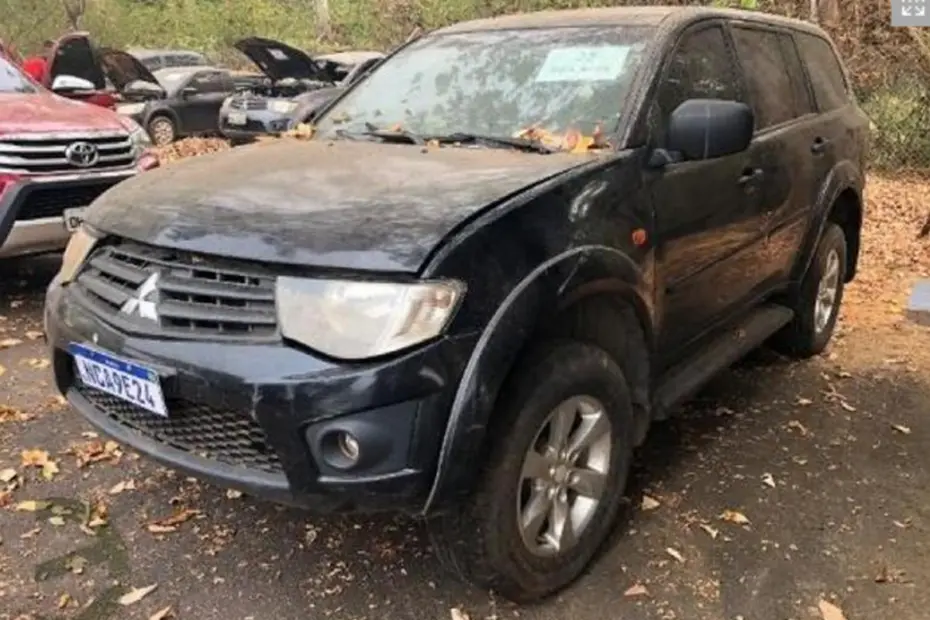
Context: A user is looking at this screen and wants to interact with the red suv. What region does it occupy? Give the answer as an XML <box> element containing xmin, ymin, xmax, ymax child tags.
<box><xmin>0</xmin><ymin>52</ymin><xmax>158</xmax><ymax>260</ymax></box>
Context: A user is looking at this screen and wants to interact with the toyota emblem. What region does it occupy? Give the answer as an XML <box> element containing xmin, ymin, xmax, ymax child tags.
<box><xmin>65</xmin><ymin>141</ymin><xmax>99</xmax><ymax>168</ymax></box>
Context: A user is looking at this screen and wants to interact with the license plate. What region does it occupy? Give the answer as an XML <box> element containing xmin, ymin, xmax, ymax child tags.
<box><xmin>69</xmin><ymin>343</ymin><xmax>168</xmax><ymax>417</ymax></box>
<box><xmin>228</xmin><ymin>112</ymin><xmax>247</xmax><ymax>126</ymax></box>
<box><xmin>63</xmin><ymin>207</ymin><xmax>86</xmax><ymax>232</ymax></box>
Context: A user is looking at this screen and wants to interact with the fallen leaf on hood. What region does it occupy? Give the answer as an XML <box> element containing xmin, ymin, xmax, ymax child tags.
<box><xmin>762</xmin><ymin>473</ymin><xmax>776</xmax><ymax>488</ymax></box>
<box><xmin>818</xmin><ymin>599</ymin><xmax>847</xmax><ymax>620</ymax></box>
<box><xmin>15</xmin><ymin>499</ymin><xmax>50</xmax><ymax>512</ymax></box>
<box><xmin>149</xmin><ymin>606</ymin><xmax>173</xmax><ymax>620</ymax></box>
<box><xmin>0</xmin><ymin>337</ymin><xmax>22</xmax><ymax>349</ymax></box>
<box><xmin>624</xmin><ymin>583</ymin><xmax>649</xmax><ymax>597</ymax></box>
<box><xmin>665</xmin><ymin>547</ymin><xmax>684</xmax><ymax>563</ymax></box>
<box><xmin>0</xmin><ymin>468</ymin><xmax>16</xmax><ymax>483</ymax></box>
<box><xmin>118</xmin><ymin>584</ymin><xmax>158</xmax><ymax>605</ymax></box>
<box><xmin>892</xmin><ymin>424</ymin><xmax>912</xmax><ymax>435</ymax></box>
<box><xmin>641</xmin><ymin>495</ymin><xmax>661</xmax><ymax>511</ymax></box>
<box><xmin>720</xmin><ymin>510</ymin><xmax>751</xmax><ymax>525</ymax></box>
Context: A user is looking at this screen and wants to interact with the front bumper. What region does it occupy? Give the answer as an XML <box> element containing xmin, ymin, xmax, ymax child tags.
<box><xmin>0</xmin><ymin>170</ymin><xmax>136</xmax><ymax>259</ymax></box>
<box><xmin>218</xmin><ymin>109</ymin><xmax>291</xmax><ymax>140</ymax></box>
<box><xmin>45</xmin><ymin>279</ymin><xmax>477</xmax><ymax>514</ymax></box>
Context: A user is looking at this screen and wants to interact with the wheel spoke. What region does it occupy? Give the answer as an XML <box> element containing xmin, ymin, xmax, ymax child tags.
<box><xmin>521</xmin><ymin>448</ymin><xmax>552</xmax><ymax>481</ymax></box>
<box><xmin>566</xmin><ymin>410</ymin><xmax>610</xmax><ymax>457</ymax></box>
<box><xmin>546</xmin><ymin>403</ymin><xmax>576</xmax><ymax>453</ymax></box>
<box><xmin>547</xmin><ymin>493</ymin><xmax>577</xmax><ymax>552</ymax></box>
<box><xmin>520</xmin><ymin>487</ymin><xmax>552</xmax><ymax>542</ymax></box>
<box><xmin>568</xmin><ymin>468</ymin><xmax>607</xmax><ymax>499</ymax></box>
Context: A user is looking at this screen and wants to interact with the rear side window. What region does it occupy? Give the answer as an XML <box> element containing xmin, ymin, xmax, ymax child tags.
<box><xmin>778</xmin><ymin>33</ymin><xmax>814</xmax><ymax>117</ymax></box>
<box><xmin>731</xmin><ymin>27</ymin><xmax>798</xmax><ymax>129</ymax></box>
<box><xmin>656</xmin><ymin>25</ymin><xmax>743</xmax><ymax>119</ymax></box>
<box><xmin>795</xmin><ymin>33</ymin><xmax>849</xmax><ymax>111</ymax></box>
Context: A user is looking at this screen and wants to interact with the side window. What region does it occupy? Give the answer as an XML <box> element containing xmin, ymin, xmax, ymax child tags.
<box><xmin>796</xmin><ymin>33</ymin><xmax>849</xmax><ymax>111</ymax></box>
<box><xmin>188</xmin><ymin>72</ymin><xmax>225</xmax><ymax>94</ymax></box>
<box><xmin>731</xmin><ymin>27</ymin><xmax>798</xmax><ymax>129</ymax></box>
<box><xmin>779</xmin><ymin>33</ymin><xmax>815</xmax><ymax>117</ymax></box>
<box><xmin>656</xmin><ymin>25</ymin><xmax>743</xmax><ymax>122</ymax></box>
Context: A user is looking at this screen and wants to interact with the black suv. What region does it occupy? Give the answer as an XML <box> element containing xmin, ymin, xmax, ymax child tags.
<box><xmin>45</xmin><ymin>7</ymin><xmax>868</xmax><ymax>603</ymax></box>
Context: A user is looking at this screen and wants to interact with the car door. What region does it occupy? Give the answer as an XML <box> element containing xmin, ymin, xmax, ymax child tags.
<box><xmin>728</xmin><ymin>24</ymin><xmax>818</xmax><ymax>289</ymax></box>
<box><xmin>647</xmin><ymin>22</ymin><xmax>759</xmax><ymax>356</ymax></box>
<box><xmin>176</xmin><ymin>71</ymin><xmax>230</xmax><ymax>133</ymax></box>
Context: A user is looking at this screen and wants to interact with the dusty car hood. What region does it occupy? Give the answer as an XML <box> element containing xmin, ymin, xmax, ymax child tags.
<box><xmin>234</xmin><ymin>37</ymin><xmax>327</xmax><ymax>83</ymax></box>
<box><xmin>0</xmin><ymin>93</ymin><xmax>126</xmax><ymax>134</ymax></box>
<box><xmin>84</xmin><ymin>139</ymin><xmax>591</xmax><ymax>272</ymax></box>
<box><xmin>99</xmin><ymin>48</ymin><xmax>160</xmax><ymax>90</ymax></box>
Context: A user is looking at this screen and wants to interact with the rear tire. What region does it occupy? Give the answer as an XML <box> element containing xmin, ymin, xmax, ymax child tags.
<box><xmin>771</xmin><ymin>223</ymin><xmax>847</xmax><ymax>358</ymax></box>
<box><xmin>147</xmin><ymin>115</ymin><xmax>176</xmax><ymax>146</ymax></box>
<box><xmin>429</xmin><ymin>341</ymin><xmax>635</xmax><ymax>603</ymax></box>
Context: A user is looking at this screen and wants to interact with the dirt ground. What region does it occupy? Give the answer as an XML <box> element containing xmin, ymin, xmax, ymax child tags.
<box><xmin>0</xmin><ymin>168</ymin><xmax>928</xmax><ymax>620</ymax></box>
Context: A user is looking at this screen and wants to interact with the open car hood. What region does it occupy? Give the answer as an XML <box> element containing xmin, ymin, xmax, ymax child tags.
<box><xmin>47</xmin><ymin>32</ymin><xmax>106</xmax><ymax>90</ymax></box>
<box><xmin>99</xmin><ymin>48</ymin><xmax>160</xmax><ymax>91</ymax></box>
<box><xmin>234</xmin><ymin>37</ymin><xmax>328</xmax><ymax>83</ymax></box>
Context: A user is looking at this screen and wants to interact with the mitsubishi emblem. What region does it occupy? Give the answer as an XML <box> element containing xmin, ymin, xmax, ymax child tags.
<box><xmin>120</xmin><ymin>272</ymin><xmax>160</xmax><ymax>321</ymax></box>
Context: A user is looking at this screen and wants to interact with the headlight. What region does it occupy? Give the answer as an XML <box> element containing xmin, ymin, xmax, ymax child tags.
<box><xmin>269</xmin><ymin>99</ymin><xmax>298</xmax><ymax>114</ymax></box>
<box><xmin>58</xmin><ymin>225</ymin><xmax>100</xmax><ymax>284</ymax></box>
<box><xmin>121</xmin><ymin>116</ymin><xmax>152</xmax><ymax>152</ymax></box>
<box><xmin>276</xmin><ymin>278</ymin><xmax>465</xmax><ymax>360</ymax></box>
<box><xmin>117</xmin><ymin>102</ymin><xmax>146</xmax><ymax>116</ymax></box>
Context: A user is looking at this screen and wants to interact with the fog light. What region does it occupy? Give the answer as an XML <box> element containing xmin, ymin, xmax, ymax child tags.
<box><xmin>337</xmin><ymin>432</ymin><xmax>360</xmax><ymax>462</ymax></box>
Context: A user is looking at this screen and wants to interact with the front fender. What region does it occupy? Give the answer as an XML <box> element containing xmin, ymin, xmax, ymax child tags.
<box><xmin>791</xmin><ymin>159</ymin><xmax>863</xmax><ymax>283</ymax></box>
<box><xmin>420</xmin><ymin>244</ymin><xmax>647</xmax><ymax>515</ymax></box>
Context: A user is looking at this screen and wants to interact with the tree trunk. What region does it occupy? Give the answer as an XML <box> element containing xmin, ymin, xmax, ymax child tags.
<box><xmin>314</xmin><ymin>0</ymin><xmax>332</xmax><ymax>40</ymax></box>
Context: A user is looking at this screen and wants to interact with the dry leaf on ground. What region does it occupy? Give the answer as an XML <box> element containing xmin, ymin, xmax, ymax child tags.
<box><xmin>149</xmin><ymin>607</ymin><xmax>173</xmax><ymax>620</ymax></box>
<box><xmin>108</xmin><ymin>480</ymin><xmax>136</xmax><ymax>495</ymax></box>
<box><xmin>624</xmin><ymin>583</ymin><xmax>649</xmax><ymax>597</ymax></box>
<box><xmin>818</xmin><ymin>599</ymin><xmax>847</xmax><ymax>620</ymax></box>
<box><xmin>450</xmin><ymin>608</ymin><xmax>470</xmax><ymax>620</ymax></box>
<box><xmin>720</xmin><ymin>510</ymin><xmax>751</xmax><ymax>525</ymax></box>
<box><xmin>641</xmin><ymin>495</ymin><xmax>661</xmax><ymax>510</ymax></box>
<box><xmin>1</xmin><ymin>405</ymin><xmax>32</xmax><ymax>423</ymax></box>
<box><xmin>70</xmin><ymin>440</ymin><xmax>121</xmax><ymax>467</ymax></box>
<box><xmin>118</xmin><ymin>584</ymin><xmax>158</xmax><ymax>606</ymax></box>
<box><xmin>0</xmin><ymin>337</ymin><xmax>22</xmax><ymax>349</ymax></box>
<box><xmin>666</xmin><ymin>547</ymin><xmax>684</xmax><ymax>563</ymax></box>
<box><xmin>15</xmin><ymin>499</ymin><xmax>50</xmax><ymax>512</ymax></box>
<box><xmin>0</xmin><ymin>468</ymin><xmax>16</xmax><ymax>483</ymax></box>
<box><xmin>147</xmin><ymin>507</ymin><xmax>201</xmax><ymax>533</ymax></box>
<box><xmin>892</xmin><ymin>424</ymin><xmax>912</xmax><ymax>435</ymax></box>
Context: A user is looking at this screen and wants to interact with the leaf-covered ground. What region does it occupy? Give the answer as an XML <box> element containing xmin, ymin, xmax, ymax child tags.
<box><xmin>0</xmin><ymin>155</ymin><xmax>928</xmax><ymax>619</ymax></box>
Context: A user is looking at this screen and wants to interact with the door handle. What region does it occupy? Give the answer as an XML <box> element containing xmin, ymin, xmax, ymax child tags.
<box><xmin>811</xmin><ymin>137</ymin><xmax>830</xmax><ymax>154</ymax></box>
<box><xmin>737</xmin><ymin>167</ymin><xmax>764</xmax><ymax>185</ymax></box>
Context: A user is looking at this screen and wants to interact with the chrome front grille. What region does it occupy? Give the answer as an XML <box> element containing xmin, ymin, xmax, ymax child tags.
<box><xmin>0</xmin><ymin>132</ymin><xmax>135</xmax><ymax>174</ymax></box>
<box><xmin>73</xmin><ymin>239</ymin><xmax>278</xmax><ymax>340</ymax></box>
<box><xmin>229</xmin><ymin>98</ymin><xmax>267</xmax><ymax>111</ymax></box>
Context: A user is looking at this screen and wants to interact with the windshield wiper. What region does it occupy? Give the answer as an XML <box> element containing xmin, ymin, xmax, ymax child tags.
<box><xmin>362</xmin><ymin>122</ymin><xmax>427</xmax><ymax>145</ymax></box>
<box><xmin>431</xmin><ymin>132</ymin><xmax>555</xmax><ymax>154</ymax></box>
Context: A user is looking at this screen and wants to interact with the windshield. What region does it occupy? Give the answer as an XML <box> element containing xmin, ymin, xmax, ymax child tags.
<box><xmin>0</xmin><ymin>55</ymin><xmax>37</xmax><ymax>93</ymax></box>
<box><xmin>315</xmin><ymin>26</ymin><xmax>654</xmax><ymax>148</ymax></box>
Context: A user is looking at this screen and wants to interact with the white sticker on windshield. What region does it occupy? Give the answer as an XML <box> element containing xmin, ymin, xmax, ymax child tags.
<box><xmin>534</xmin><ymin>46</ymin><xmax>631</xmax><ymax>83</ymax></box>
<box><xmin>268</xmin><ymin>48</ymin><xmax>289</xmax><ymax>61</ymax></box>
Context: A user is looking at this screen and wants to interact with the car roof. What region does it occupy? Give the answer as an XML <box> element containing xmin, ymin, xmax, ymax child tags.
<box><xmin>432</xmin><ymin>6</ymin><xmax>826</xmax><ymax>37</ymax></box>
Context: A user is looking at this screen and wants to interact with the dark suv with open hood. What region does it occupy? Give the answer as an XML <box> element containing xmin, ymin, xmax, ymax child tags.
<box><xmin>45</xmin><ymin>7</ymin><xmax>868</xmax><ymax>603</ymax></box>
<box><xmin>218</xmin><ymin>37</ymin><xmax>382</xmax><ymax>140</ymax></box>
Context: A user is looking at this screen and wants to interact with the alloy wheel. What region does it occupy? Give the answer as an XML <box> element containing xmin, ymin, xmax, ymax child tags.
<box><xmin>814</xmin><ymin>248</ymin><xmax>841</xmax><ymax>333</ymax></box>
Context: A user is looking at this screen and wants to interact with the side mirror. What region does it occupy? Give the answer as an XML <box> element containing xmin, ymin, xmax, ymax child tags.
<box><xmin>180</xmin><ymin>86</ymin><xmax>197</xmax><ymax>97</ymax></box>
<box><xmin>663</xmin><ymin>99</ymin><xmax>754</xmax><ymax>163</ymax></box>
<box><xmin>51</xmin><ymin>74</ymin><xmax>96</xmax><ymax>92</ymax></box>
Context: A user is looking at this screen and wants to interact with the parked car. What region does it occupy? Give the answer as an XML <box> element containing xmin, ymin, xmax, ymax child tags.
<box><xmin>126</xmin><ymin>48</ymin><xmax>209</xmax><ymax>72</ymax></box>
<box><xmin>285</xmin><ymin>52</ymin><xmax>385</xmax><ymax>128</ymax></box>
<box><xmin>218</xmin><ymin>38</ymin><xmax>383</xmax><ymax>141</ymax></box>
<box><xmin>116</xmin><ymin>66</ymin><xmax>238</xmax><ymax>145</ymax></box>
<box><xmin>45</xmin><ymin>6</ymin><xmax>867</xmax><ymax>603</ymax></box>
<box><xmin>0</xmin><ymin>51</ymin><xmax>157</xmax><ymax>259</ymax></box>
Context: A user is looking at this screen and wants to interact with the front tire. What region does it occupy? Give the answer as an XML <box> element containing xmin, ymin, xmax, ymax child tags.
<box><xmin>771</xmin><ymin>222</ymin><xmax>848</xmax><ymax>357</ymax></box>
<box><xmin>430</xmin><ymin>341</ymin><xmax>635</xmax><ymax>603</ymax></box>
<box><xmin>147</xmin><ymin>115</ymin><xmax>176</xmax><ymax>146</ymax></box>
